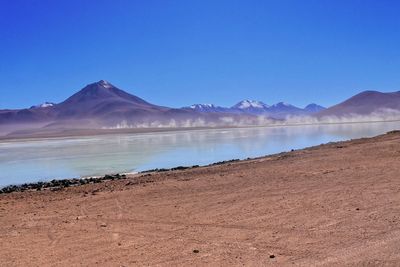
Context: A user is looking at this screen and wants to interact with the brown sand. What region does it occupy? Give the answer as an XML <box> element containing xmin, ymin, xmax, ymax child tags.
<box><xmin>1</xmin><ymin>131</ymin><xmax>400</xmax><ymax>266</ymax></box>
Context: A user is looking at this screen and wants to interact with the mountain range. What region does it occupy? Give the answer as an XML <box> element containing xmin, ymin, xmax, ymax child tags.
<box><xmin>0</xmin><ymin>81</ymin><xmax>258</xmax><ymax>135</ymax></box>
<box><xmin>1</xmin><ymin>80</ymin><xmax>400</xmax><ymax>137</ymax></box>
<box><xmin>184</xmin><ymin>101</ymin><xmax>326</xmax><ymax>118</ymax></box>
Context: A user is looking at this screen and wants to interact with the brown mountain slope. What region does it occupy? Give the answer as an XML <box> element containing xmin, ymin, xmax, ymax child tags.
<box><xmin>318</xmin><ymin>90</ymin><xmax>400</xmax><ymax>117</ymax></box>
<box><xmin>56</xmin><ymin>80</ymin><xmax>167</xmax><ymax>119</ymax></box>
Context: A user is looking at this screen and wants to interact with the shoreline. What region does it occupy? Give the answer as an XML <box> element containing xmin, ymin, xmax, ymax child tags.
<box><xmin>0</xmin><ymin>160</ymin><xmax>243</xmax><ymax>193</ymax></box>
<box><xmin>1</xmin><ymin>128</ymin><xmax>399</xmax><ymax>191</ymax></box>
<box><xmin>1</xmin><ymin>118</ymin><xmax>400</xmax><ymax>142</ymax></box>
<box><xmin>2</xmin><ymin>129</ymin><xmax>399</xmax><ymax>192</ymax></box>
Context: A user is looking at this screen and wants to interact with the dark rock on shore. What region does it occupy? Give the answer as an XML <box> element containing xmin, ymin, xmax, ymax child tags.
<box><xmin>210</xmin><ymin>159</ymin><xmax>240</xmax><ymax>166</ymax></box>
<box><xmin>0</xmin><ymin>174</ymin><xmax>126</xmax><ymax>194</ymax></box>
<box><xmin>140</xmin><ymin>165</ymin><xmax>200</xmax><ymax>174</ymax></box>
<box><xmin>1</xmin><ymin>158</ymin><xmax>249</xmax><ymax>195</ymax></box>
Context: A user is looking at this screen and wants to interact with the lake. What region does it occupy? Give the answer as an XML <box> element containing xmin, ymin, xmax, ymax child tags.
<box><xmin>1</xmin><ymin>121</ymin><xmax>399</xmax><ymax>187</ymax></box>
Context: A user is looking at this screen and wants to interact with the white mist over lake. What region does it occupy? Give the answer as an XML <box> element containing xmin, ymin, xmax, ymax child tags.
<box><xmin>0</xmin><ymin>121</ymin><xmax>399</xmax><ymax>187</ymax></box>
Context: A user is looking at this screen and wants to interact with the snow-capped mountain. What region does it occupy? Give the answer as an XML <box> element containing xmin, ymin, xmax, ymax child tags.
<box><xmin>30</xmin><ymin>102</ymin><xmax>56</xmax><ymax>109</ymax></box>
<box><xmin>190</xmin><ymin>104</ymin><xmax>215</xmax><ymax>109</ymax></box>
<box><xmin>184</xmin><ymin>104</ymin><xmax>229</xmax><ymax>113</ymax></box>
<box><xmin>231</xmin><ymin>100</ymin><xmax>270</xmax><ymax>114</ymax></box>
<box><xmin>232</xmin><ymin>100</ymin><xmax>270</xmax><ymax>109</ymax></box>
<box><xmin>184</xmin><ymin>100</ymin><xmax>326</xmax><ymax>118</ymax></box>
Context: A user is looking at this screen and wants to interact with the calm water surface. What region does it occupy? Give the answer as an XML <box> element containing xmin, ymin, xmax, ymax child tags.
<box><xmin>1</xmin><ymin>121</ymin><xmax>399</xmax><ymax>186</ymax></box>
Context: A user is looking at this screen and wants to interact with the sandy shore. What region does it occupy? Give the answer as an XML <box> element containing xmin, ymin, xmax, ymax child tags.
<box><xmin>1</xmin><ymin>131</ymin><xmax>400</xmax><ymax>266</ymax></box>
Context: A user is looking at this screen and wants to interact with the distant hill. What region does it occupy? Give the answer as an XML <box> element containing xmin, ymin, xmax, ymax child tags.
<box><xmin>266</xmin><ymin>102</ymin><xmax>306</xmax><ymax>118</ymax></box>
<box><xmin>318</xmin><ymin>90</ymin><xmax>400</xmax><ymax>117</ymax></box>
<box><xmin>304</xmin><ymin>103</ymin><xmax>326</xmax><ymax>113</ymax></box>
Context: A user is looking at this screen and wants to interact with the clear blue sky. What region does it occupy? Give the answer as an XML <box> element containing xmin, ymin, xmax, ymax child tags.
<box><xmin>1</xmin><ymin>0</ymin><xmax>400</xmax><ymax>109</ymax></box>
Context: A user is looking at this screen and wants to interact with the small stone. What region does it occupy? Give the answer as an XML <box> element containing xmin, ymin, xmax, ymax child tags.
<box><xmin>193</xmin><ymin>249</ymin><xmax>199</xmax><ymax>253</ymax></box>
<box><xmin>269</xmin><ymin>254</ymin><xmax>275</xmax><ymax>259</ymax></box>
<box><xmin>100</xmin><ymin>223</ymin><xmax>107</xmax><ymax>227</ymax></box>
<box><xmin>356</xmin><ymin>208</ymin><xmax>360</xmax><ymax>211</ymax></box>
